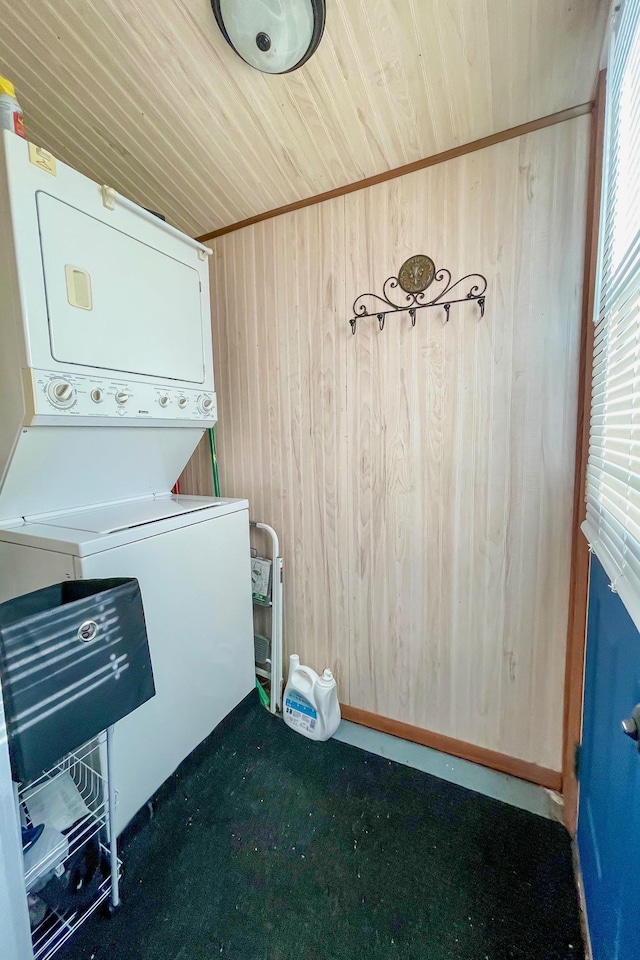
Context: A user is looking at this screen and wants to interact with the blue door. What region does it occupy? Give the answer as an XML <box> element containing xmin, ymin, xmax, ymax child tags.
<box><xmin>578</xmin><ymin>555</ymin><xmax>640</xmax><ymax>960</ymax></box>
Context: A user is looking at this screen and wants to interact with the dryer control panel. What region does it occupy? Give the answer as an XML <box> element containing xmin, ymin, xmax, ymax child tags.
<box><xmin>24</xmin><ymin>369</ymin><xmax>217</xmax><ymax>425</ymax></box>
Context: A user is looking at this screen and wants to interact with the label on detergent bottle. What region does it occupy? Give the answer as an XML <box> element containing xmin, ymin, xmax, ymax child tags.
<box><xmin>285</xmin><ymin>690</ymin><xmax>317</xmax><ymax>734</ymax></box>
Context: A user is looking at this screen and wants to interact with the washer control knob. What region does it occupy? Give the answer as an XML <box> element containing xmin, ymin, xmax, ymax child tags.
<box><xmin>159</xmin><ymin>395</ymin><xmax>170</xmax><ymax>408</ymax></box>
<box><xmin>91</xmin><ymin>388</ymin><xmax>103</xmax><ymax>403</ymax></box>
<box><xmin>199</xmin><ymin>394</ymin><xmax>214</xmax><ymax>415</ymax></box>
<box><xmin>178</xmin><ymin>397</ymin><xmax>188</xmax><ymax>410</ymax></box>
<box><xmin>115</xmin><ymin>391</ymin><xmax>129</xmax><ymax>405</ymax></box>
<box><xmin>48</xmin><ymin>380</ymin><xmax>76</xmax><ymax>407</ymax></box>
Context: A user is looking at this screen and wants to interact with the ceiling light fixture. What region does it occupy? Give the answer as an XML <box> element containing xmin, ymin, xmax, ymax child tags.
<box><xmin>211</xmin><ymin>0</ymin><xmax>326</xmax><ymax>74</ymax></box>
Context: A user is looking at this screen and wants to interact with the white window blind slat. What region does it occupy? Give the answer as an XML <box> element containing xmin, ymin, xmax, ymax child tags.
<box><xmin>593</xmin><ymin>333</ymin><xmax>640</xmax><ymax>380</ymax></box>
<box><xmin>588</xmin><ymin>428</ymin><xmax>640</xmax><ymax>447</ymax></box>
<box><xmin>583</xmin><ymin>0</ymin><xmax>640</xmax><ymax>631</ymax></box>
<box><xmin>588</xmin><ymin>454</ymin><xmax>640</xmax><ymax>483</ymax></box>
<box><xmin>593</xmin><ymin>311</ymin><xmax>640</xmax><ymax>354</ymax></box>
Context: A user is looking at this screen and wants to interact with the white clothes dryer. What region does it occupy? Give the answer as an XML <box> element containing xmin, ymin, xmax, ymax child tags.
<box><xmin>0</xmin><ymin>130</ymin><xmax>216</xmax><ymax>521</ymax></box>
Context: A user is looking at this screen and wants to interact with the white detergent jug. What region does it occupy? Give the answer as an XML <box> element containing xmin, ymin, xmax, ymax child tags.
<box><xmin>283</xmin><ymin>654</ymin><xmax>341</xmax><ymax>741</ymax></box>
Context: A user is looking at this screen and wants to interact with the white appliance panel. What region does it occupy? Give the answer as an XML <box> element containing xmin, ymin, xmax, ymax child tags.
<box><xmin>0</xmin><ymin>426</ymin><xmax>203</xmax><ymax>522</ymax></box>
<box><xmin>79</xmin><ymin>509</ymin><xmax>254</xmax><ymax>835</ymax></box>
<box><xmin>37</xmin><ymin>193</ymin><xmax>205</xmax><ymax>383</ymax></box>
<box><xmin>25</xmin><ymin>368</ymin><xmax>216</xmax><ymax>425</ymax></box>
<box><xmin>0</xmin><ymin>541</ymin><xmax>74</xmax><ymax>602</ymax></box>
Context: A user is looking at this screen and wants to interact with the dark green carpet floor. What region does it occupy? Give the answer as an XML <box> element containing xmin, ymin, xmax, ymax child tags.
<box><xmin>64</xmin><ymin>694</ymin><xmax>583</xmax><ymax>960</ymax></box>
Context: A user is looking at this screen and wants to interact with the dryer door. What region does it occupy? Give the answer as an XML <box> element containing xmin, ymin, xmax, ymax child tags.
<box><xmin>36</xmin><ymin>192</ymin><xmax>205</xmax><ymax>383</ymax></box>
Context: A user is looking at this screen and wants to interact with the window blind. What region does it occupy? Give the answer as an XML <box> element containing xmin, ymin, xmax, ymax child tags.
<box><xmin>583</xmin><ymin>0</ymin><xmax>640</xmax><ymax>630</ymax></box>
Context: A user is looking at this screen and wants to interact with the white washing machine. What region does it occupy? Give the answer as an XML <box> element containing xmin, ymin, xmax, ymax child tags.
<box><xmin>0</xmin><ymin>495</ymin><xmax>255</xmax><ymax>837</ymax></box>
<box><xmin>0</xmin><ymin>131</ymin><xmax>255</xmax><ymax>959</ymax></box>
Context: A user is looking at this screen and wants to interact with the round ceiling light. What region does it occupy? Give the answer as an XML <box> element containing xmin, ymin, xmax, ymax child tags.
<box><xmin>211</xmin><ymin>0</ymin><xmax>326</xmax><ymax>74</ymax></box>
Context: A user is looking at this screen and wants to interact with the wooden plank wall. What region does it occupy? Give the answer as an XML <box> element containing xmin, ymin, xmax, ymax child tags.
<box><xmin>182</xmin><ymin>116</ymin><xmax>590</xmax><ymax>773</ymax></box>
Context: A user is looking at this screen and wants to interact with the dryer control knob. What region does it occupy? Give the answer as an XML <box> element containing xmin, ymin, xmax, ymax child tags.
<box><xmin>159</xmin><ymin>395</ymin><xmax>170</xmax><ymax>408</ymax></box>
<box><xmin>48</xmin><ymin>380</ymin><xmax>76</xmax><ymax>408</ymax></box>
<box><xmin>115</xmin><ymin>391</ymin><xmax>129</xmax><ymax>405</ymax></box>
<box><xmin>198</xmin><ymin>394</ymin><xmax>214</xmax><ymax>415</ymax></box>
<box><xmin>178</xmin><ymin>397</ymin><xmax>188</xmax><ymax>410</ymax></box>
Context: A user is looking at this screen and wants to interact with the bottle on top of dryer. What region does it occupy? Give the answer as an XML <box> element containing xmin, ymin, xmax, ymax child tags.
<box><xmin>283</xmin><ymin>654</ymin><xmax>340</xmax><ymax>741</ymax></box>
<box><xmin>0</xmin><ymin>76</ymin><xmax>25</xmax><ymax>138</ymax></box>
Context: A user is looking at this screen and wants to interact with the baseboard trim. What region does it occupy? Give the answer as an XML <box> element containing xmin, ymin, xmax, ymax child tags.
<box><xmin>340</xmin><ymin>704</ymin><xmax>562</xmax><ymax>791</ymax></box>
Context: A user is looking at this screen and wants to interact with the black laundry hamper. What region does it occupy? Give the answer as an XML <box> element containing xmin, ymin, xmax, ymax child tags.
<box><xmin>0</xmin><ymin>577</ymin><xmax>155</xmax><ymax>784</ymax></box>
<box><xmin>0</xmin><ymin>578</ymin><xmax>155</xmax><ymax>944</ymax></box>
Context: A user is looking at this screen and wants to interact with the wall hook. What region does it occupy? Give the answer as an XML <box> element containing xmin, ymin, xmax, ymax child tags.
<box><xmin>349</xmin><ymin>255</ymin><xmax>487</xmax><ymax>334</ymax></box>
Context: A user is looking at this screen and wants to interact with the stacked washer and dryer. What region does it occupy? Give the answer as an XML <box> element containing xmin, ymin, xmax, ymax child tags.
<box><xmin>0</xmin><ymin>131</ymin><xmax>255</xmax><ymax>959</ymax></box>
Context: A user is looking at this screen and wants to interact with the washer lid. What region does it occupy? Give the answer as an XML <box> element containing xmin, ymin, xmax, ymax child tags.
<box><xmin>38</xmin><ymin>496</ymin><xmax>217</xmax><ymax>534</ymax></box>
<box><xmin>0</xmin><ymin>496</ymin><xmax>249</xmax><ymax>556</ymax></box>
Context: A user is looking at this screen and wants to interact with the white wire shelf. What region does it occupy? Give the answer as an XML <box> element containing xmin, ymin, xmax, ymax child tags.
<box><xmin>19</xmin><ymin>737</ymin><xmax>111</xmax><ymax>893</ymax></box>
<box><xmin>249</xmin><ymin>521</ymin><xmax>283</xmax><ymax>714</ymax></box>
<box><xmin>30</xmin><ymin>848</ymin><xmax>121</xmax><ymax>960</ymax></box>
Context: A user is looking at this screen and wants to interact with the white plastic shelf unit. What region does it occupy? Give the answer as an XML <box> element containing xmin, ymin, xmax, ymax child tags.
<box><xmin>18</xmin><ymin>729</ymin><xmax>120</xmax><ymax>960</ymax></box>
<box><xmin>250</xmin><ymin>521</ymin><xmax>283</xmax><ymax>714</ymax></box>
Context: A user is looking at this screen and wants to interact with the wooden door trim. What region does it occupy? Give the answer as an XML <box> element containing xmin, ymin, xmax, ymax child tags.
<box><xmin>341</xmin><ymin>705</ymin><xmax>562</xmax><ymax>791</ymax></box>
<box><xmin>196</xmin><ymin>101</ymin><xmax>593</xmax><ymax>243</ymax></box>
<box><xmin>562</xmin><ymin>70</ymin><xmax>607</xmax><ymax>835</ymax></box>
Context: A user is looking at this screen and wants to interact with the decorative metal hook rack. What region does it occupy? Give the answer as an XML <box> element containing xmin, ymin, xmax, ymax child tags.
<box><xmin>349</xmin><ymin>254</ymin><xmax>487</xmax><ymax>334</ymax></box>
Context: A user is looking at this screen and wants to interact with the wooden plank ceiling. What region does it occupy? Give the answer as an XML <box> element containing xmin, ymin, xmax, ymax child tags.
<box><xmin>0</xmin><ymin>0</ymin><xmax>606</xmax><ymax>237</ymax></box>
